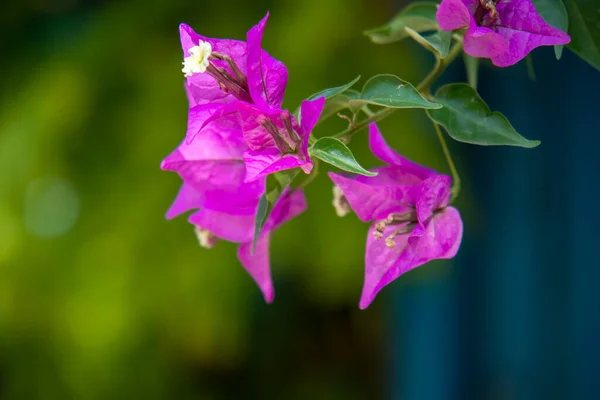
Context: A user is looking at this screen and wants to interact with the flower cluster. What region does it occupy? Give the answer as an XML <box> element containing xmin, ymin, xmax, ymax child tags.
<box><xmin>436</xmin><ymin>0</ymin><xmax>570</xmax><ymax>66</ymax></box>
<box><xmin>329</xmin><ymin>124</ymin><xmax>463</xmax><ymax>309</ymax></box>
<box><xmin>162</xmin><ymin>4</ymin><xmax>569</xmax><ymax>307</ymax></box>
<box><xmin>162</xmin><ymin>13</ymin><xmax>324</xmax><ymax>302</ymax></box>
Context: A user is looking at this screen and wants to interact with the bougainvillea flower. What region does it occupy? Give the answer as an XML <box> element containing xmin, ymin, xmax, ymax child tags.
<box><xmin>161</xmin><ymin>106</ymin><xmax>306</xmax><ymax>302</ymax></box>
<box><xmin>179</xmin><ymin>12</ymin><xmax>288</xmax><ymax>108</ymax></box>
<box><xmin>436</xmin><ymin>0</ymin><xmax>570</xmax><ymax>67</ymax></box>
<box><xmin>236</xmin><ymin>97</ymin><xmax>325</xmax><ymax>181</ymax></box>
<box><xmin>167</xmin><ymin>182</ymin><xmax>306</xmax><ymax>303</ymax></box>
<box><xmin>179</xmin><ymin>13</ymin><xmax>325</xmax><ymax>180</ymax></box>
<box><xmin>328</xmin><ymin>124</ymin><xmax>463</xmax><ymax>309</ymax></box>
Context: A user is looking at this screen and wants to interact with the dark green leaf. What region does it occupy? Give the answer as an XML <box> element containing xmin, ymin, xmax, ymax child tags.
<box><xmin>426</xmin><ymin>83</ymin><xmax>541</xmax><ymax>148</ymax></box>
<box><xmin>404</xmin><ymin>27</ymin><xmax>452</xmax><ymax>58</ymax></box>
<box><xmin>309</xmin><ymin>137</ymin><xmax>377</xmax><ymax>176</ymax></box>
<box><xmin>319</xmin><ymin>89</ymin><xmax>361</xmax><ymax>122</ymax></box>
<box><xmin>463</xmin><ymin>54</ymin><xmax>479</xmax><ymax>89</ymax></box>
<box><xmin>252</xmin><ymin>169</ymin><xmax>299</xmax><ymax>253</ymax></box>
<box><xmin>563</xmin><ymin>0</ymin><xmax>600</xmax><ymax>71</ymax></box>
<box><xmin>305</xmin><ymin>75</ymin><xmax>361</xmax><ymax>101</ymax></box>
<box><xmin>532</xmin><ymin>0</ymin><xmax>569</xmax><ymax>59</ymax></box>
<box><xmin>295</xmin><ymin>76</ymin><xmax>361</xmax><ymax>122</ymax></box>
<box><xmin>352</xmin><ymin>74</ymin><xmax>442</xmax><ymax>109</ymax></box>
<box><xmin>364</xmin><ymin>2</ymin><xmax>439</xmax><ymax>44</ymax></box>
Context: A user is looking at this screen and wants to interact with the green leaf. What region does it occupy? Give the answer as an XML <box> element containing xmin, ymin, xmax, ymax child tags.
<box><xmin>404</xmin><ymin>27</ymin><xmax>452</xmax><ymax>58</ymax></box>
<box><xmin>463</xmin><ymin>54</ymin><xmax>479</xmax><ymax>89</ymax></box>
<box><xmin>532</xmin><ymin>0</ymin><xmax>569</xmax><ymax>59</ymax></box>
<box><xmin>364</xmin><ymin>2</ymin><xmax>439</xmax><ymax>44</ymax></box>
<box><xmin>318</xmin><ymin>89</ymin><xmax>361</xmax><ymax>122</ymax></box>
<box><xmin>426</xmin><ymin>83</ymin><xmax>541</xmax><ymax>148</ymax></box>
<box><xmin>563</xmin><ymin>0</ymin><xmax>600</xmax><ymax>71</ymax></box>
<box><xmin>351</xmin><ymin>74</ymin><xmax>442</xmax><ymax>109</ymax></box>
<box><xmin>295</xmin><ymin>76</ymin><xmax>361</xmax><ymax>122</ymax></box>
<box><xmin>309</xmin><ymin>137</ymin><xmax>377</xmax><ymax>176</ymax></box>
<box><xmin>252</xmin><ymin>169</ymin><xmax>299</xmax><ymax>253</ymax></box>
<box><xmin>305</xmin><ymin>75</ymin><xmax>361</xmax><ymax>101</ymax></box>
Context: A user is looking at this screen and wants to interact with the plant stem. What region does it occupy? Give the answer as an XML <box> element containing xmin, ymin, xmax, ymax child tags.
<box><xmin>293</xmin><ymin>159</ymin><xmax>319</xmax><ymax>190</ymax></box>
<box><xmin>333</xmin><ymin>40</ymin><xmax>464</xmax><ymax>140</ymax></box>
<box><xmin>433</xmin><ymin>122</ymin><xmax>461</xmax><ymax>200</ymax></box>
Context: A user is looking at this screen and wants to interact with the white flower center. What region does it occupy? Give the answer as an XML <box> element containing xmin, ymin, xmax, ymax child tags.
<box><xmin>182</xmin><ymin>40</ymin><xmax>212</xmax><ymax>77</ymax></box>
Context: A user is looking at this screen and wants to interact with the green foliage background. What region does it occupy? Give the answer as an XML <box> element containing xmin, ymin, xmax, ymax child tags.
<box><xmin>0</xmin><ymin>0</ymin><xmax>458</xmax><ymax>397</ymax></box>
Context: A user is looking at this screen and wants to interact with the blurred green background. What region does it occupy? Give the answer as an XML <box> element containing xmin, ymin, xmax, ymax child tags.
<box><xmin>0</xmin><ymin>0</ymin><xmax>453</xmax><ymax>398</ymax></box>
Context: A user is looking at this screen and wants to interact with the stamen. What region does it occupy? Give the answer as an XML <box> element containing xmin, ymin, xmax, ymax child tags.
<box><xmin>373</xmin><ymin>211</ymin><xmax>418</xmax><ymax>239</ymax></box>
<box><xmin>206</xmin><ymin>64</ymin><xmax>253</xmax><ymax>103</ymax></box>
<box><xmin>281</xmin><ymin>110</ymin><xmax>301</xmax><ymax>144</ymax></box>
<box><xmin>332</xmin><ymin>186</ymin><xmax>350</xmax><ymax>217</ymax></box>
<box><xmin>194</xmin><ymin>226</ymin><xmax>218</xmax><ymax>248</ymax></box>
<box><xmin>384</xmin><ymin>223</ymin><xmax>418</xmax><ymax>248</ymax></box>
<box><xmin>211</xmin><ymin>52</ymin><xmax>248</xmax><ymax>89</ymax></box>
<box><xmin>256</xmin><ymin>115</ymin><xmax>294</xmax><ymax>154</ymax></box>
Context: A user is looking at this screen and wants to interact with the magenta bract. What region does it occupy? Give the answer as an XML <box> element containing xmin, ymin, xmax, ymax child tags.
<box><xmin>328</xmin><ymin>124</ymin><xmax>463</xmax><ymax>309</ymax></box>
<box><xmin>436</xmin><ymin>0</ymin><xmax>570</xmax><ymax>67</ymax></box>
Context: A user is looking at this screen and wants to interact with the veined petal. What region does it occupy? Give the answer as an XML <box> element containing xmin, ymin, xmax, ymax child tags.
<box><xmin>359</xmin><ymin>206</ymin><xmax>462</xmax><ymax>309</ymax></box>
<box><xmin>235</xmin><ymin>102</ymin><xmax>277</xmax><ymax>151</ymax></box>
<box><xmin>463</xmin><ymin>27</ymin><xmax>509</xmax><ymax>59</ymax></box>
<box><xmin>409</xmin><ymin>206</ymin><xmax>463</xmax><ymax>259</ymax></box>
<box><xmin>183</xmin><ymin>104</ymin><xmax>246</xmax><ymax>156</ymax></box>
<box><xmin>415</xmin><ymin>175</ymin><xmax>452</xmax><ymax>225</ymax></box>
<box><xmin>360</xmin><ymin>224</ymin><xmax>411</xmax><ymax>309</ymax></box>
<box><xmin>328</xmin><ymin>172</ymin><xmax>413</xmax><ymax>222</ymax></box>
<box><xmin>246</xmin><ymin>12</ymin><xmax>289</xmax><ymax>109</ymax></box>
<box><xmin>243</xmin><ymin>149</ymin><xmax>312</xmax><ymax>182</ymax></box>
<box><xmin>436</xmin><ymin>0</ymin><xmax>473</xmax><ymax>31</ymax></box>
<box><xmin>237</xmin><ymin>234</ymin><xmax>274</xmax><ymax>303</ymax></box>
<box><xmin>491</xmin><ymin>0</ymin><xmax>570</xmax><ymax>67</ymax></box>
<box><xmin>180</xmin><ymin>23</ymin><xmax>248</xmax><ymax>105</ymax></box>
<box><xmin>368</xmin><ymin>123</ymin><xmax>437</xmax><ymax>181</ymax></box>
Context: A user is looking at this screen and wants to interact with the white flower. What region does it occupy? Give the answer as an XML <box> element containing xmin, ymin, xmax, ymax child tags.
<box><xmin>182</xmin><ymin>40</ymin><xmax>212</xmax><ymax>77</ymax></box>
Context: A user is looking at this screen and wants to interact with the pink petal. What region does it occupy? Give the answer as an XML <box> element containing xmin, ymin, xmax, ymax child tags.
<box><xmin>360</xmin><ymin>223</ymin><xmax>411</xmax><ymax>309</ymax></box>
<box><xmin>298</xmin><ymin>97</ymin><xmax>326</xmax><ymax>136</ymax></box>
<box><xmin>183</xmin><ymin>104</ymin><xmax>247</xmax><ymax>156</ymax></box>
<box><xmin>189</xmin><ymin>207</ymin><xmax>255</xmax><ymax>243</ymax></box>
<box><xmin>328</xmin><ymin>172</ymin><xmax>413</xmax><ymax>222</ymax></box>
<box><xmin>436</xmin><ymin>0</ymin><xmax>473</xmax><ymax>31</ymax></box>
<box><xmin>179</xmin><ymin>23</ymin><xmax>248</xmax><ymax>106</ymax></box>
<box><xmin>368</xmin><ymin>123</ymin><xmax>437</xmax><ymax>181</ymax></box>
<box><xmin>166</xmin><ymin>182</ymin><xmax>204</xmax><ymax>219</ymax></box>
<box><xmin>162</xmin><ymin>148</ymin><xmax>265</xmax><ymax>213</ymax></box>
<box><xmin>266</xmin><ymin>189</ymin><xmax>307</xmax><ymax>231</ymax></box>
<box><xmin>235</xmin><ymin>102</ymin><xmax>277</xmax><ymax>151</ymax></box>
<box><xmin>237</xmin><ymin>234</ymin><xmax>275</xmax><ymax>303</ymax></box>
<box><xmin>415</xmin><ymin>175</ymin><xmax>452</xmax><ymax>225</ymax></box>
<box><xmin>464</xmin><ymin>27</ymin><xmax>509</xmax><ymax>59</ymax></box>
<box><xmin>409</xmin><ymin>206</ymin><xmax>463</xmax><ymax>259</ymax></box>
<box><xmin>243</xmin><ymin>148</ymin><xmax>312</xmax><ymax>182</ymax></box>
<box><xmin>359</xmin><ymin>206</ymin><xmax>463</xmax><ymax>309</ymax></box>
<box><xmin>491</xmin><ymin>0</ymin><xmax>570</xmax><ymax>67</ymax></box>
<box><xmin>246</xmin><ymin>13</ymin><xmax>289</xmax><ymax>109</ymax></box>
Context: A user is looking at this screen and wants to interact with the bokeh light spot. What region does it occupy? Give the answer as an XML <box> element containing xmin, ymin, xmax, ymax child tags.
<box><xmin>23</xmin><ymin>177</ymin><xmax>80</xmax><ymax>238</ymax></box>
